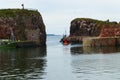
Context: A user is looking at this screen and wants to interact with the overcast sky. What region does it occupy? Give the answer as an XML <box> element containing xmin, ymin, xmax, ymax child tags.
<box><xmin>0</xmin><ymin>0</ymin><xmax>120</xmax><ymax>35</ymax></box>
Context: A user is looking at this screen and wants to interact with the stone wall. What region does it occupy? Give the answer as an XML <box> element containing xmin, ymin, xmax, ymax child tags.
<box><xmin>83</xmin><ymin>37</ymin><xmax>116</xmax><ymax>47</ymax></box>
<box><xmin>83</xmin><ymin>37</ymin><xmax>120</xmax><ymax>47</ymax></box>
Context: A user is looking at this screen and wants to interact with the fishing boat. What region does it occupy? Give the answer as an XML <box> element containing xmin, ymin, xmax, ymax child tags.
<box><xmin>62</xmin><ymin>39</ymin><xmax>69</xmax><ymax>45</ymax></box>
<box><xmin>60</xmin><ymin>34</ymin><xmax>70</xmax><ymax>45</ymax></box>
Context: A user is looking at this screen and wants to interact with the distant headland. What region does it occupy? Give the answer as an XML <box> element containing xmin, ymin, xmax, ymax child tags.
<box><xmin>47</xmin><ymin>34</ymin><xmax>61</xmax><ymax>36</ymax></box>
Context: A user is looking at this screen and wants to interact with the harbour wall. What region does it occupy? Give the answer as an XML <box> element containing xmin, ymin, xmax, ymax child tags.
<box><xmin>83</xmin><ymin>37</ymin><xmax>120</xmax><ymax>47</ymax></box>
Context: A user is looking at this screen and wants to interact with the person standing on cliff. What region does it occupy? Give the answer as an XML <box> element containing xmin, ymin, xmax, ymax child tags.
<box><xmin>21</xmin><ymin>4</ymin><xmax>24</xmax><ymax>9</ymax></box>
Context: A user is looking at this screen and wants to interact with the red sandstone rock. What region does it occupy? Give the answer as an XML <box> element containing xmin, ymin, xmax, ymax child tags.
<box><xmin>0</xmin><ymin>9</ymin><xmax>46</xmax><ymax>46</ymax></box>
<box><xmin>99</xmin><ymin>25</ymin><xmax>120</xmax><ymax>37</ymax></box>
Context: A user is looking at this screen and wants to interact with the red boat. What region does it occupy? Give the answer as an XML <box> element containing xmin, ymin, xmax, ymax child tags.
<box><xmin>63</xmin><ymin>39</ymin><xmax>69</xmax><ymax>45</ymax></box>
<box><xmin>60</xmin><ymin>32</ymin><xmax>70</xmax><ymax>45</ymax></box>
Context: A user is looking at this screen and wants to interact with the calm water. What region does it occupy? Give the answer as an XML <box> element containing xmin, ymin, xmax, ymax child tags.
<box><xmin>1</xmin><ymin>36</ymin><xmax>120</xmax><ymax>80</ymax></box>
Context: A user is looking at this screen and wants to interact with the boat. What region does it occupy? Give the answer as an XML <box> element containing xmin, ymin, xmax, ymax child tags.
<box><xmin>62</xmin><ymin>39</ymin><xmax>69</xmax><ymax>45</ymax></box>
<box><xmin>60</xmin><ymin>34</ymin><xmax>70</xmax><ymax>45</ymax></box>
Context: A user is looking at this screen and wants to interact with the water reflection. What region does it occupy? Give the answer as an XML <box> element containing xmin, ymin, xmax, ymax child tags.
<box><xmin>71</xmin><ymin>45</ymin><xmax>120</xmax><ymax>54</ymax></box>
<box><xmin>0</xmin><ymin>47</ymin><xmax>47</xmax><ymax>80</ymax></box>
<box><xmin>70</xmin><ymin>46</ymin><xmax>120</xmax><ymax>80</ymax></box>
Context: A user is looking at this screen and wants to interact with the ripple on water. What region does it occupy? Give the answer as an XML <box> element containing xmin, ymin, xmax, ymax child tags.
<box><xmin>71</xmin><ymin>53</ymin><xmax>120</xmax><ymax>80</ymax></box>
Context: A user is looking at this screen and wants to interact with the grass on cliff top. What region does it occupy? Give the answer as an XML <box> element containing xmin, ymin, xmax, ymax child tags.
<box><xmin>71</xmin><ymin>18</ymin><xmax>118</xmax><ymax>35</ymax></box>
<box><xmin>0</xmin><ymin>9</ymin><xmax>40</xmax><ymax>17</ymax></box>
<box><xmin>72</xmin><ymin>18</ymin><xmax>117</xmax><ymax>25</ymax></box>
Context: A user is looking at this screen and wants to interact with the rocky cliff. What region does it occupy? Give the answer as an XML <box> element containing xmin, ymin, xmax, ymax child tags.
<box><xmin>70</xmin><ymin>18</ymin><xmax>117</xmax><ymax>37</ymax></box>
<box><xmin>0</xmin><ymin>9</ymin><xmax>46</xmax><ymax>46</ymax></box>
<box><xmin>67</xmin><ymin>18</ymin><xmax>118</xmax><ymax>43</ymax></box>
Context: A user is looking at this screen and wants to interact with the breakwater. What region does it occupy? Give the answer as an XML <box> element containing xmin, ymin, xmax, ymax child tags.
<box><xmin>83</xmin><ymin>37</ymin><xmax>120</xmax><ymax>47</ymax></box>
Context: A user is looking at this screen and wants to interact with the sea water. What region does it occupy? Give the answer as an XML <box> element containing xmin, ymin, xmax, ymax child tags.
<box><xmin>0</xmin><ymin>36</ymin><xmax>120</xmax><ymax>80</ymax></box>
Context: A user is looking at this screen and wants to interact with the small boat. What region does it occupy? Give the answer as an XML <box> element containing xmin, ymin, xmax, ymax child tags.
<box><xmin>60</xmin><ymin>30</ymin><xmax>70</xmax><ymax>45</ymax></box>
<box><xmin>60</xmin><ymin>35</ymin><xmax>70</xmax><ymax>45</ymax></box>
<box><xmin>62</xmin><ymin>39</ymin><xmax>69</xmax><ymax>45</ymax></box>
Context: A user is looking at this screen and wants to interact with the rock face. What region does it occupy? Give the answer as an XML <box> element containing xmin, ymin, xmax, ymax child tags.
<box><xmin>68</xmin><ymin>18</ymin><xmax>120</xmax><ymax>46</ymax></box>
<box><xmin>0</xmin><ymin>9</ymin><xmax>46</xmax><ymax>46</ymax></box>
<box><xmin>70</xmin><ymin>18</ymin><xmax>117</xmax><ymax>37</ymax></box>
<box><xmin>99</xmin><ymin>25</ymin><xmax>120</xmax><ymax>37</ymax></box>
<box><xmin>68</xmin><ymin>18</ymin><xmax>118</xmax><ymax>43</ymax></box>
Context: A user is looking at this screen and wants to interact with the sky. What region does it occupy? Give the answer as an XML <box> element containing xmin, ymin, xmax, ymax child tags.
<box><xmin>0</xmin><ymin>0</ymin><xmax>120</xmax><ymax>35</ymax></box>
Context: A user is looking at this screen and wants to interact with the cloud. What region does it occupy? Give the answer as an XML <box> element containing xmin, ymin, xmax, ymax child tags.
<box><xmin>0</xmin><ymin>0</ymin><xmax>120</xmax><ymax>34</ymax></box>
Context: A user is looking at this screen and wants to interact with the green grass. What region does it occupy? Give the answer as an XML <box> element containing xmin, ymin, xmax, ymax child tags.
<box><xmin>72</xmin><ymin>18</ymin><xmax>117</xmax><ymax>30</ymax></box>
<box><xmin>0</xmin><ymin>9</ymin><xmax>40</xmax><ymax>17</ymax></box>
<box><xmin>72</xmin><ymin>18</ymin><xmax>117</xmax><ymax>24</ymax></box>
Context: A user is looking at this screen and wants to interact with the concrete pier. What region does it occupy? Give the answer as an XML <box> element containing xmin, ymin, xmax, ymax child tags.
<box><xmin>83</xmin><ymin>37</ymin><xmax>120</xmax><ymax>47</ymax></box>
